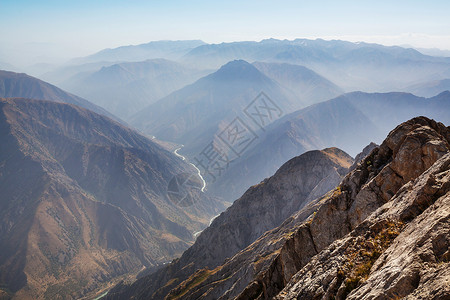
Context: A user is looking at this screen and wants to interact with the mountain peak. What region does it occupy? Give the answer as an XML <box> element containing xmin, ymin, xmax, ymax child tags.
<box><xmin>433</xmin><ymin>90</ymin><xmax>450</xmax><ymax>98</ymax></box>
<box><xmin>208</xmin><ymin>59</ymin><xmax>267</xmax><ymax>82</ymax></box>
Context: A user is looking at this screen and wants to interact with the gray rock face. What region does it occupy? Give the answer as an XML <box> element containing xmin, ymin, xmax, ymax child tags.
<box><xmin>272</xmin><ymin>117</ymin><xmax>450</xmax><ymax>299</ymax></box>
<box><xmin>349</xmin><ymin>142</ymin><xmax>378</xmax><ymax>172</ymax></box>
<box><xmin>107</xmin><ymin>117</ymin><xmax>450</xmax><ymax>300</ymax></box>
<box><xmin>239</xmin><ymin>117</ymin><xmax>450</xmax><ymax>300</ymax></box>
<box><xmin>279</xmin><ymin>152</ymin><xmax>450</xmax><ymax>300</ymax></box>
<box><xmin>105</xmin><ymin>148</ymin><xmax>353</xmax><ymax>299</ymax></box>
<box><xmin>148</xmin><ymin>116</ymin><xmax>449</xmax><ymax>300</ymax></box>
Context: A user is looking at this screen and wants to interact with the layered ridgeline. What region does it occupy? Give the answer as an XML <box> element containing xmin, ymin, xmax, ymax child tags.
<box><xmin>130</xmin><ymin>59</ymin><xmax>347</xmax><ymax>203</ymax></box>
<box><xmin>129</xmin><ymin>58</ymin><xmax>450</xmax><ymax>204</ymax></box>
<box><xmin>108</xmin><ymin>117</ymin><xmax>450</xmax><ymax>299</ymax></box>
<box><xmin>0</xmin><ymin>98</ymin><xmax>226</xmax><ymax>299</ymax></box>
<box><xmin>252</xmin><ymin>61</ymin><xmax>343</xmax><ymax>106</ymax></box>
<box><xmin>105</xmin><ymin>147</ymin><xmax>354</xmax><ymax>299</ymax></box>
<box><xmin>0</xmin><ymin>70</ymin><xmax>116</xmax><ymax>121</ymax></box>
<box><xmin>130</xmin><ymin>59</ymin><xmax>302</xmax><ymax>157</ymax></box>
<box><xmin>208</xmin><ymin>91</ymin><xmax>450</xmax><ymax>203</ymax></box>
<box><xmin>58</xmin><ymin>59</ymin><xmax>211</xmax><ymax>119</ymax></box>
<box><xmin>404</xmin><ymin>78</ymin><xmax>450</xmax><ymax>98</ymax></box>
<box><xmin>59</xmin><ymin>39</ymin><xmax>450</xmax><ymax>95</ymax></box>
<box><xmin>71</xmin><ymin>40</ymin><xmax>206</xmax><ymax>65</ymax></box>
<box><xmin>36</xmin><ymin>39</ymin><xmax>450</xmax><ymax>124</ymax></box>
<box><xmin>181</xmin><ymin>39</ymin><xmax>450</xmax><ymax>93</ymax></box>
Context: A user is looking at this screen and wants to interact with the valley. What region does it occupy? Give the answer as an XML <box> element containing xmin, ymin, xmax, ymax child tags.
<box><xmin>1</xmin><ymin>6</ymin><xmax>450</xmax><ymax>298</ymax></box>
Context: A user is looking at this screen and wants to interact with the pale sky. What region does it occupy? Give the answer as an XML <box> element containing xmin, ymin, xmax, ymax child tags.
<box><xmin>1</xmin><ymin>0</ymin><xmax>450</xmax><ymax>66</ymax></box>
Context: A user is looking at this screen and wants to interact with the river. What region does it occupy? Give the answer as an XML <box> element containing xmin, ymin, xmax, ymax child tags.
<box><xmin>173</xmin><ymin>146</ymin><xmax>206</xmax><ymax>192</ymax></box>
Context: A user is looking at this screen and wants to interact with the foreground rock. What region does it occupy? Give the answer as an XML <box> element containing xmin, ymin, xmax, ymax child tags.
<box><xmin>109</xmin><ymin>116</ymin><xmax>450</xmax><ymax>299</ymax></box>
<box><xmin>279</xmin><ymin>151</ymin><xmax>450</xmax><ymax>299</ymax></box>
<box><xmin>105</xmin><ymin>148</ymin><xmax>354</xmax><ymax>299</ymax></box>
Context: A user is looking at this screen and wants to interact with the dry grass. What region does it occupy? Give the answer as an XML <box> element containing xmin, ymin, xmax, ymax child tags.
<box><xmin>340</xmin><ymin>220</ymin><xmax>404</xmax><ymax>298</ymax></box>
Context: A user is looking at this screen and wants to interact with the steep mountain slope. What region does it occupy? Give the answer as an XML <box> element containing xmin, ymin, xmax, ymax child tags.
<box><xmin>208</xmin><ymin>91</ymin><xmax>450</xmax><ymax>203</ymax></box>
<box><xmin>252</xmin><ymin>61</ymin><xmax>343</xmax><ymax>106</ymax></box>
<box><xmin>279</xmin><ymin>160</ymin><xmax>450</xmax><ymax>299</ymax></box>
<box><xmin>277</xmin><ymin>119</ymin><xmax>450</xmax><ymax>299</ymax></box>
<box><xmin>0</xmin><ymin>98</ymin><xmax>226</xmax><ymax>299</ymax></box>
<box><xmin>71</xmin><ymin>40</ymin><xmax>206</xmax><ymax>64</ymax></box>
<box><xmin>59</xmin><ymin>59</ymin><xmax>209</xmax><ymax>119</ymax></box>
<box><xmin>131</xmin><ymin>60</ymin><xmax>299</xmax><ymax>157</ymax></box>
<box><xmin>113</xmin><ymin>117</ymin><xmax>450</xmax><ymax>300</ymax></box>
<box><xmin>105</xmin><ymin>147</ymin><xmax>353</xmax><ymax>299</ymax></box>
<box><xmin>0</xmin><ymin>70</ymin><xmax>116</xmax><ymax>121</ymax></box>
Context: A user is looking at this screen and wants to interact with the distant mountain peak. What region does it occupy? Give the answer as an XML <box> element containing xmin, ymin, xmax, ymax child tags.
<box><xmin>435</xmin><ymin>90</ymin><xmax>450</xmax><ymax>97</ymax></box>
<box><xmin>208</xmin><ymin>59</ymin><xmax>268</xmax><ymax>82</ymax></box>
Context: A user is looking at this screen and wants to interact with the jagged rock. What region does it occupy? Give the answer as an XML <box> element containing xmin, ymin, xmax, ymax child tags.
<box><xmin>349</xmin><ymin>142</ymin><xmax>378</xmax><ymax>172</ymax></box>
<box><xmin>106</xmin><ymin>117</ymin><xmax>450</xmax><ymax>300</ymax></box>
<box><xmin>279</xmin><ymin>153</ymin><xmax>450</xmax><ymax>300</ymax></box>
<box><xmin>105</xmin><ymin>148</ymin><xmax>353</xmax><ymax>299</ymax></box>
<box><xmin>243</xmin><ymin>117</ymin><xmax>450</xmax><ymax>300</ymax></box>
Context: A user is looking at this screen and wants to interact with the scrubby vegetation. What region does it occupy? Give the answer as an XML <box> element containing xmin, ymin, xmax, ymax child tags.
<box><xmin>339</xmin><ymin>220</ymin><xmax>404</xmax><ymax>298</ymax></box>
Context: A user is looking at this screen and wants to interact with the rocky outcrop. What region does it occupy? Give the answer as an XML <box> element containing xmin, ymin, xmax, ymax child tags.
<box><xmin>115</xmin><ymin>116</ymin><xmax>450</xmax><ymax>300</ymax></box>
<box><xmin>259</xmin><ymin>116</ymin><xmax>450</xmax><ymax>300</ymax></box>
<box><xmin>105</xmin><ymin>148</ymin><xmax>354</xmax><ymax>299</ymax></box>
<box><xmin>278</xmin><ymin>152</ymin><xmax>450</xmax><ymax>299</ymax></box>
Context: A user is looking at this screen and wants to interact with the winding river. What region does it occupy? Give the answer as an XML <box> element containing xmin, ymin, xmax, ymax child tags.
<box><xmin>173</xmin><ymin>146</ymin><xmax>206</xmax><ymax>192</ymax></box>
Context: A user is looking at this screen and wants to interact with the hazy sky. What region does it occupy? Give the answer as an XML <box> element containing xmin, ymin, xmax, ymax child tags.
<box><xmin>1</xmin><ymin>0</ymin><xmax>450</xmax><ymax>66</ymax></box>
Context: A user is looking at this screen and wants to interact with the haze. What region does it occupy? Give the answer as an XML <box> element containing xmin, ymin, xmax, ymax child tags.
<box><xmin>1</xmin><ymin>0</ymin><xmax>450</xmax><ymax>67</ymax></box>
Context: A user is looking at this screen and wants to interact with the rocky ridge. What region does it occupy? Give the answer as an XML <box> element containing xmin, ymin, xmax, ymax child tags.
<box><xmin>278</xmin><ymin>134</ymin><xmax>450</xmax><ymax>299</ymax></box>
<box><xmin>110</xmin><ymin>116</ymin><xmax>450</xmax><ymax>299</ymax></box>
<box><xmin>237</xmin><ymin>117</ymin><xmax>450</xmax><ymax>300</ymax></box>
<box><xmin>105</xmin><ymin>148</ymin><xmax>354</xmax><ymax>299</ymax></box>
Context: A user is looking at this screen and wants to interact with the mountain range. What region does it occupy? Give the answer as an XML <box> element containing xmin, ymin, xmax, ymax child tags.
<box><xmin>70</xmin><ymin>40</ymin><xmax>206</xmax><ymax>65</ymax></box>
<box><xmin>130</xmin><ymin>60</ymin><xmax>300</xmax><ymax>157</ymax></box>
<box><xmin>1</xmin><ymin>38</ymin><xmax>450</xmax><ymax>300</ymax></box>
<box><xmin>31</xmin><ymin>39</ymin><xmax>450</xmax><ymax>125</ymax></box>
<box><xmin>58</xmin><ymin>59</ymin><xmax>210</xmax><ymax>119</ymax></box>
<box><xmin>132</xmin><ymin>72</ymin><xmax>450</xmax><ymax>203</ymax></box>
<box><xmin>179</xmin><ymin>39</ymin><xmax>450</xmax><ymax>92</ymax></box>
